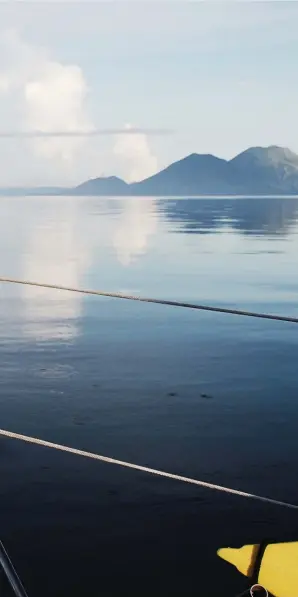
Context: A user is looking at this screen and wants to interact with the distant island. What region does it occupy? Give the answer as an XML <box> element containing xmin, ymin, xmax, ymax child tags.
<box><xmin>2</xmin><ymin>145</ymin><xmax>298</xmax><ymax>197</ymax></box>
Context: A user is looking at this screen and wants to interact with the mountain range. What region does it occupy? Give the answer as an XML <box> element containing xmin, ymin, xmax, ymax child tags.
<box><xmin>2</xmin><ymin>145</ymin><xmax>298</xmax><ymax>196</ymax></box>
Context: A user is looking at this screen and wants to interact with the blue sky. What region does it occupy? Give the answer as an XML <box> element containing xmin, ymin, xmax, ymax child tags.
<box><xmin>0</xmin><ymin>1</ymin><xmax>298</xmax><ymax>185</ymax></box>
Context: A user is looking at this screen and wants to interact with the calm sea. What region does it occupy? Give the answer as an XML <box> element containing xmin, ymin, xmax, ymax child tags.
<box><xmin>1</xmin><ymin>196</ymin><xmax>298</xmax><ymax>597</ymax></box>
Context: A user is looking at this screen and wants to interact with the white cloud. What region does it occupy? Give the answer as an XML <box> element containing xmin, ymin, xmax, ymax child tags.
<box><xmin>0</xmin><ymin>29</ymin><xmax>158</xmax><ymax>186</ymax></box>
<box><xmin>0</xmin><ymin>28</ymin><xmax>92</xmax><ymax>181</ymax></box>
<box><xmin>24</xmin><ymin>61</ymin><xmax>92</xmax><ymax>162</ymax></box>
<box><xmin>2</xmin><ymin>2</ymin><xmax>297</xmax><ymax>186</ymax></box>
<box><xmin>113</xmin><ymin>123</ymin><xmax>158</xmax><ymax>183</ymax></box>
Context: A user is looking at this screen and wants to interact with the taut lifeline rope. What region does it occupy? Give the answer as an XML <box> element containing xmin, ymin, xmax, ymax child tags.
<box><xmin>1</xmin><ymin>276</ymin><xmax>298</xmax><ymax>508</ymax></box>
<box><xmin>1</xmin><ymin>428</ymin><xmax>298</xmax><ymax>511</ymax></box>
<box><xmin>0</xmin><ymin>276</ymin><xmax>298</xmax><ymax>324</ymax></box>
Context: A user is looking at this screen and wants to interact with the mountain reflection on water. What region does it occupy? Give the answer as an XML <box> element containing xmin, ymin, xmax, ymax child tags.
<box><xmin>161</xmin><ymin>197</ymin><xmax>298</xmax><ymax>236</ymax></box>
<box><xmin>1</xmin><ymin>195</ymin><xmax>298</xmax><ymax>345</ymax></box>
<box><xmin>1</xmin><ymin>195</ymin><xmax>298</xmax><ymax>597</ymax></box>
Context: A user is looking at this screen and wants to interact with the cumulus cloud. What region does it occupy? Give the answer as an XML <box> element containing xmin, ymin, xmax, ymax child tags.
<box><xmin>24</xmin><ymin>61</ymin><xmax>92</xmax><ymax>162</ymax></box>
<box><xmin>112</xmin><ymin>123</ymin><xmax>158</xmax><ymax>182</ymax></box>
<box><xmin>0</xmin><ymin>30</ymin><xmax>159</xmax><ymax>185</ymax></box>
<box><xmin>0</xmin><ymin>28</ymin><xmax>92</xmax><ymax>178</ymax></box>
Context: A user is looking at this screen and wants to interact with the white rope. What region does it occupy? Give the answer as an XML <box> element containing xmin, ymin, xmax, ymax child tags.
<box><xmin>0</xmin><ymin>276</ymin><xmax>298</xmax><ymax>324</ymax></box>
<box><xmin>1</xmin><ymin>428</ymin><xmax>298</xmax><ymax>511</ymax></box>
<box><xmin>1</xmin><ymin>278</ymin><xmax>297</xmax><ymax>512</ymax></box>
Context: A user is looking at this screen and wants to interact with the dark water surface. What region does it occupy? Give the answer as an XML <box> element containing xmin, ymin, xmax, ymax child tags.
<box><xmin>1</xmin><ymin>196</ymin><xmax>298</xmax><ymax>596</ymax></box>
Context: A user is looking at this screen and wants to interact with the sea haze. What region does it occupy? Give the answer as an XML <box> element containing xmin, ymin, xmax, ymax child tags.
<box><xmin>0</xmin><ymin>196</ymin><xmax>298</xmax><ymax>597</ymax></box>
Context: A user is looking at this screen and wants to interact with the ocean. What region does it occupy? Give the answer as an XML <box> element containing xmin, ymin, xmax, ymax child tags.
<box><xmin>1</xmin><ymin>196</ymin><xmax>298</xmax><ymax>596</ymax></box>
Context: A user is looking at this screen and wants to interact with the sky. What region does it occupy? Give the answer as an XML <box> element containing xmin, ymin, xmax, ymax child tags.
<box><xmin>0</xmin><ymin>1</ymin><xmax>298</xmax><ymax>186</ymax></box>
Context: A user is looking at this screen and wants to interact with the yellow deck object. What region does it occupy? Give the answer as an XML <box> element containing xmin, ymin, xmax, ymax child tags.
<box><xmin>217</xmin><ymin>541</ymin><xmax>298</xmax><ymax>597</ymax></box>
